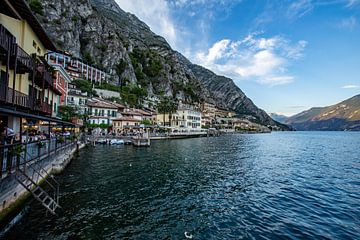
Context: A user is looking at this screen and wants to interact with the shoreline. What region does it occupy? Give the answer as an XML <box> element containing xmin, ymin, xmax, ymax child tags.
<box><xmin>0</xmin><ymin>143</ymin><xmax>86</xmax><ymax>231</ymax></box>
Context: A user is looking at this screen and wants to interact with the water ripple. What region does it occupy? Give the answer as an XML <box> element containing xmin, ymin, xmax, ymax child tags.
<box><xmin>3</xmin><ymin>132</ymin><xmax>360</xmax><ymax>239</ymax></box>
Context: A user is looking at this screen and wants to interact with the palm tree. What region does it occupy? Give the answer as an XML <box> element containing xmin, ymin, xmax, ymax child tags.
<box><xmin>157</xmin><ymin>97</ymin><xmax>178</xmax><ymax>126</ymax></box>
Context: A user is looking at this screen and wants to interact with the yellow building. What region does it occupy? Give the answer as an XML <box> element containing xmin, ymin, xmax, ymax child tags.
<box><xmin>0</xmin><ymin>0</ymin><xmax>61</xmax><ymax>133</ymax></box>
<box><xmin>113</xmin><ymin>117</ymin><xmax>141</xmax><ymax>133</ymax></box>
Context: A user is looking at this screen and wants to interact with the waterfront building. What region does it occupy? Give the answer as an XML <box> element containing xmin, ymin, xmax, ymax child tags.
<box><xmin>156</xmin><ymin>103</ymin><xmax>202</xmax><ymax>130</ymax></box>
<box><xmin>0</xmin><ymin>0</ymin><xmax>63</xmax><ymax>132</ymax></box>
<box><xmin>87</xmin><ymin>98</ymin><xmax>119</xmax><ymax>125</ymax></box>
<box><xmin>112</xmin><ymin>117</ymin><xmax>141</xmax><ymax>133</ymax></box>
<box><xmin>133</xmin><ymin>108</ymin><xmax>155</xmax><ymax>123</ymax></box>
<box><xmin>201</xmin><ymin>114</ymin><xmax>212</xmax><ymax>127</ymax></box>
<box><xmin>121</xmin><ymin>108</ymin><xmax>143</xmax><ymax>121</ymax></box>
<box><xmin>51</xmin><ymin>64</ymin><xmax>72</xmax><ymax>106</ymax></box>
<box><xmin>215</xmin><ymin>107</ymin><xmax>236</xmax><ymax>118</ymax></box>
<box><xmin>176</xmin><ymin>103</ymin><xmax>202</xmax><ymax>130</ymax></box>
<box><xmin>46</xmin><ymin>51</ymin><xmax>108</xmax><ymax>83</ymax></box>
<box><xmin>232</xmin><ymin>119</ymin><xmax>250</xmax><ymax>129</ymax></box>
<box><xmin>66</xmin><ymin>83</ymin><xmax>89</xmax><ymax>114</ymax></box>
<box><xmin>156</xmin><ymin>113</ymin><xmax>172</xmax><ymax>127</ymax></box>
<box><xmin>0</xmin><ymin>0</ymin><xmax>77</xmax><ymax>215</ymax></box>
<box><xmin>201</xmin><ymin>102</ymin><xmax>217</xmax><ymax>119</ymax></box>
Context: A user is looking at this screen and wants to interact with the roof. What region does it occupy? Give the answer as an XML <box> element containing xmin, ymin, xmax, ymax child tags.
<box><xmin>87</xmin><ymin>100</ymin><xmax>118</xmax><ymax>109</ymax></box>
<box><xmin>88</xmin><ymin>116</ymin><xmax>111</xmax><ymax>119</ymax></box>
<box><xmin>121</xmin><ymin>110</ymin><xmax>142</xmax><ymax>116</ymax></box>
<box><xmin>113</xmin><ymin>117</ymin><xmax>141</xmax><ymax>122</ymax></box>
<box><xmin>92</xmin><ymin>98</ymin><xmax>125</xmax><ymax>109</ymax></box>
<box><xmin>0</xmin><ymin>107</ymin><xmax>75</xmax><ymax>126</ymax></box>
<box><xmin>110</xmin><ymin>102</ymin><xmax>126</xmax><ymax>109</ymax></box>
<box><xmin>7</xmin><ymin>0</ymin><xmax>57</xmax><ymax>51</ymax></box>
<box><xmin>133</xmin><ymin>109</ymin><xmax>153</xmax><ymax>116</ymax></box>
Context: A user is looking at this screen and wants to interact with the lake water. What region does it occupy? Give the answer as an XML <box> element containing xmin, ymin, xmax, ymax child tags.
<box><xmin>3</xmin><ymin>132</ymin><xmax>360</xmax><ymax>239</ymax></box>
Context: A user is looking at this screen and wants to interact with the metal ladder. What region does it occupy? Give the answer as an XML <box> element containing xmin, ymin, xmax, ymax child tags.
<box><xmin>15</xmin><ymin>162</ymin><xmax>61</xmax><ymax>215</ymax></box>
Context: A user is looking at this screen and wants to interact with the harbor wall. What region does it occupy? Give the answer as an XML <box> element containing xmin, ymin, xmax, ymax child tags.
<box><xmin>0</xmin><ymin>143</ymin><xmax>85</xmax><ymax>225</ymax></box>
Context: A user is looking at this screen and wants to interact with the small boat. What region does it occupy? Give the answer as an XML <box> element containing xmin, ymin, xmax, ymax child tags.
<box><xmin>96</xmin><ymin>139</ymin><xmax>107</xmax><ymax>144</ymax></box>
<box><xmin>110</xmin><ymin>139</ymin><xmax>124</xmax><ymax>145</ymax></box>
<box><xmin>124</xmin><ymin>140</ymin><xmax>132</xmax><ymax>145</ymax></box>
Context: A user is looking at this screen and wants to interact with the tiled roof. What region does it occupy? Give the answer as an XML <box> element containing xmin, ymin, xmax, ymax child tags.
<box><xmin>87</xmin><ymin>100</ymin><xmax>118</xmax><ymax>109</ymax></box>
<box><xmin>113</xmin><ymin>117</ymin><xmax>140</xmax><ymax>122</ymax></box>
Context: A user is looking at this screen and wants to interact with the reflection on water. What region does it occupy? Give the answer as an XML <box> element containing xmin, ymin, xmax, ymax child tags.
<box><xmin>4</xmin><ymin>132</ymin><xmax>360</xmax><ymax>239</ymax></box>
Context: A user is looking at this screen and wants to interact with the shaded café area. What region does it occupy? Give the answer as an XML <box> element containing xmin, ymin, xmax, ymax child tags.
<box><xmin>0</xmin><ymin>109</ymin><xmax>78</xmax><ymax>180</ymax></box>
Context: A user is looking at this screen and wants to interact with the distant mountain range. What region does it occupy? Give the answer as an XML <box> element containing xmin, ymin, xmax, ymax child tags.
<box><xmin>285</xmin><ymin>94</ymin><xmax>360</xmax><ymax>131</ymax></box>
<box><xmin>269</xmin><ymin>113</ymin><xmax>289</xmax><ymax>124</ymax></box>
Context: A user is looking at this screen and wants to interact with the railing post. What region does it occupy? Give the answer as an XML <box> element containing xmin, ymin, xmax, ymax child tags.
<box><xmin>55</xmin><ymin>136</ymin><xmax>57</xmax><ymax>154</ymax></box>
<box><xmin>12</xmin><ymin>44</ymin><xmax>18</xmax><ymax>104</ymax></box>
<box><xmin>0</xmin><ymin>146</ymin><xmax>4</xmax><ymax>179</ymax></box>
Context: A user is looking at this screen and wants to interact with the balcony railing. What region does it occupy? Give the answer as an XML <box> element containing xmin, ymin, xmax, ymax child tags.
<box><xmin>31</xmin><ymin>98</ymin><xmax>52</xmax><ymax>115</ymax></box>
<box><xmin>0</xmin><ymin>24</ymin><xmax>15</xmax><ymax>53</ymax></box>
<box><xmin>0</xmin><ymin>81</ymin><xmax>30</xmax><ymax>109</ymax></box>
<box><xmin>9</xmin><ymin>44</ymin><xmax>35</xmax><ymax>73</ymax></box>
<box><xmin>34</xmin><ymin>63</ymin><xmax>54</xmax><ymax>88</ymax></box>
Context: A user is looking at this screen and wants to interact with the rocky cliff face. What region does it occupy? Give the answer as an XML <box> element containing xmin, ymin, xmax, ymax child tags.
<box><xmin>31</xmin><ymin>0</ymin><xmax>287</xmax><ymax>129</ymax></box>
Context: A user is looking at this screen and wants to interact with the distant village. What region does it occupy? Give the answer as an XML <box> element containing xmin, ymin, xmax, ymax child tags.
<box><xmin>44</xmin><ymin>51</ymin><xmax>274</xmax><ymax>135</ymax></box>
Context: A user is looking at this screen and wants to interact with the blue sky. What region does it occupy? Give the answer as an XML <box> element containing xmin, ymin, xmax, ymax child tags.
<box><xmin>116</xmin><ymin>0</ymin><xmax>360</xmax><ymax>116</ymax></box>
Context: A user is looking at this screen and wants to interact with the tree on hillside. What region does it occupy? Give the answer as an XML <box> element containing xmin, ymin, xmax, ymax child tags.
<box><xmin>72</xmin><ymin>79</ymin><xmax>97</xmax><ymax>97</ymax></box>
<box><xmin>157</xmin><ymin>97</ymin><xmax>178</xmax><ymax>126</ymax></box>
<box><xmin>58</xmin><ymin>106</ymin><xmax>79</xmax><ymax>122</ymax></box>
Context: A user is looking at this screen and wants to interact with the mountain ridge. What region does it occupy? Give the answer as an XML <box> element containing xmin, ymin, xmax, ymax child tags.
<box><xmin>31</xmin><ymin>0</ymin><xmax>288</xmax><ymax>129</ymax></box>
<box><xmin>285</xmin><ymin>94</ymin><xmax>360</xmax><ymax>131</ymax></box>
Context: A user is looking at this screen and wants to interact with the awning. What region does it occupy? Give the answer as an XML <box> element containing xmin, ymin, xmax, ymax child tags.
<box><xmin>0</xmin><ymin>107</ymin><xmax>75</xmax><ymax>126</ymax></box>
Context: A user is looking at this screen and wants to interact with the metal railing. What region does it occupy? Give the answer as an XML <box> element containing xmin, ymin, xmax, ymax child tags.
<box><xmin>0</xmin><ymin>81</ymin><xmax>30</xmax><ymax>108</ymax></box>
<box><xmin>35</xmin><ymin>63</ymin><xmax>54</xmax><ymax>88</ymax></box>
<box><xmin>0</xmin><ymin>24</ymin><xmax>15</xmax><ymax>52</ymax></box>
<box><xmin>0</xmin><ymin>137</ymin><xmax>76</xmax><ymax>180</ymax></box>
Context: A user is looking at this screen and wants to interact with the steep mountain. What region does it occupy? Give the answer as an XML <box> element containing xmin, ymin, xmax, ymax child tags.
<box><xmin>29</xmin><ymin>0</ymin><xmax>288</xmax><ymax>129</ymax></box>
<box><xmin>269</xmin><ymin>113</ymin><xmax>288</xmax><ymax>124</ymax></box>
<box><xmin>285</xmin><ymin>94</ymin><xmax>360</xmax><ymax>131</ymax></box>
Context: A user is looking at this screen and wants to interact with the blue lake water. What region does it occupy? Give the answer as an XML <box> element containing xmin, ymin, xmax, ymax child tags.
<box><xmin>4</xmin><ymin>132</ymin><xmax>360</xmax><ymax>239</ymax></box>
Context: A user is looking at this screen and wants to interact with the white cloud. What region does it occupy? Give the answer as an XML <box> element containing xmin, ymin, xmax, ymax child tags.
<box><xmin>115</xmin><ymin>0</ymin><xmax>178</xmax><ymax>50</ymax></box>
<box><xmin>337</xmin><ymin>16</ymin><xmax>357</xmax><ymax>30</ymax></box>
<box><xmin>194</xmin><ymin>34</ymin><xmax>307</xmax><ymax>86</ymax></box>
<box><xmin>286</xmin><ymin>0</ymin><xmax>314</xmax><ymax>20</ymax></box>
<box><xmin>346</xmin><ymin>0</ymin><xmax>360</xmax><ymax>7</ymax></box>
<box><xmin>341</xmin><ymin>85</ymin><xmax>360</xmax><ymax>89</ymax></box>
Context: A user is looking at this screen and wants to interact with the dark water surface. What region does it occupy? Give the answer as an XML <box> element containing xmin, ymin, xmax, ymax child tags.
<box><xmin>4</xmin><ymin>132</ymin><xmax>360</xmax><ymax>239</ymax></box>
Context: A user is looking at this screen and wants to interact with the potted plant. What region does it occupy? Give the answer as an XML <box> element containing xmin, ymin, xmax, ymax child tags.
<box><xmin>8</xmin><ymin>144</ymin><xmax>24</xmax><ymax>171</ymax></box>
<box><xmin>37</xmin><ymin>140</ymin><xmax>46</xmax><ymax>148</ymax></box>
<box><xmin>57</xmin><ymin>137</ymin><xmax>65</xmax><ymax>144</ymax></box>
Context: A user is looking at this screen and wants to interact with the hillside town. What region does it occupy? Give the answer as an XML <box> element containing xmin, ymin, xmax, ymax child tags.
<box><xmin>0</xmin><ymin>0</ymin><xmax>270</xmax><ymax>223</ymax></box>
<box><xmin>0</xmin><ymin>7</ymin><xmax>270</xmax><ymax>143</ymax></box>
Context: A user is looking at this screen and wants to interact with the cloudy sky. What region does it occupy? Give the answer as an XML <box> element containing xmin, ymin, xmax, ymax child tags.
<box><xmin>115</xmin><ymin>0</ymin><xmax>360</xmax><ymax>116</ymax></box>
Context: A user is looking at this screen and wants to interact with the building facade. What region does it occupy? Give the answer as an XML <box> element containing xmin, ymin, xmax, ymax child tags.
<box><xmin>46</xmin><ymin>51</ymin><xmax>108</xmax><ymax>83</ymax></box>
<box><xmin>0</xmin><ymin>0</ymin><xmax>61</xmax><ymax>132</ymax></box>
<box><xmin>51</xmin><ymin>64</ymin><xmax>71</xmax><ymax>106</ymax></box>
<box><xmin>87</xmin><ymin>99</ymin><xmax>119</xmax><ymax>125</ymax></box>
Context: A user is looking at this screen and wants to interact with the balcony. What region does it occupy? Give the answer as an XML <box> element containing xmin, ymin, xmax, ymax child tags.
<box><xmin>0</xmin><ymin>81</ymin><xmax>30</xmax><ymax>109</ymax></box>
<box><xmin>0</xmin><ymin>24</ymin><xmax>15</xmax><ymax>54</ymax></box>
<box><xmin>30</xmin><ymin>97</ymin><xmax>52</xmax><ymax>115</ymax></box>
<box><xmin>9</xmin><ymin>44</ymin><xmax>35</xmax><ymax>74</ymax></box>
<box><xmin>34</xmin><ymin>63</ymin><xmax>54</xmax><ymax>88</ymax></box>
